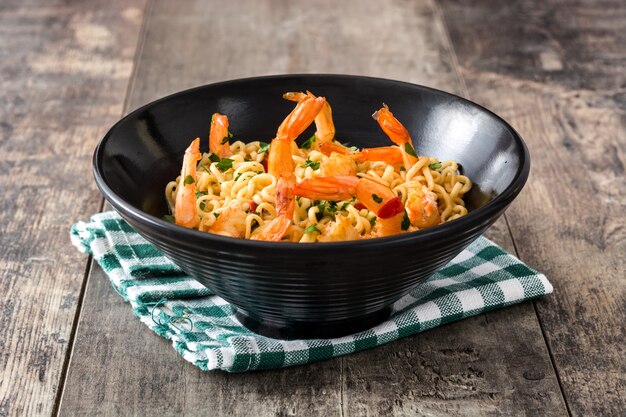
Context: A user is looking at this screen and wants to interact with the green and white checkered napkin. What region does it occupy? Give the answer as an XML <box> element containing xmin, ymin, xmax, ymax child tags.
<box><xmin>71</xmin><ymin>211</ymin><xmax>552</xmax><ymax>372</ymax></box>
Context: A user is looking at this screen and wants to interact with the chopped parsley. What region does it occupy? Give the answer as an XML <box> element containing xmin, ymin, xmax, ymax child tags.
<box><xmin>196</xmin><ymin>191</ymin><xmax>208</xmax><ymax>209</ymax></box>
<box><xmin>184</xmin><ymin>175</ymin><xmax>194</xmax><ymax>185</ymax></box>
<box><xmin>316</xmin><ymin>201</ymin><xmax>326</xmax><ymax>221</ymax></box>
<box><xmin>216</xmin><ymin>157</ymin><xmax>234</xmax><ymax>172</ymax></box>
<box><xmin>208</xmin><ymin>153</ymin><xmax>220</xmax><ymax>163</ymax></box>
<box><xmin>400</xmin><ymin>166</ymin><xmax>406</xmax><ymax>172</ymax></box>
<box><xmin>302</xmin><ymin>159</ymin><xmax>320</xmax><ymax>170</ymax></box>
<box><xmin>372</xmin><ymin>194</ymin><xmax>383</xmax><ymax>204</ymax></box>
<box><xmin>214</xmin><ymin>212</ymin><xmax>220</xmax><ymax>219</ymax></box>
<box><xmin>401</xmin><ymin>212</ymin><xmax>410</xmax><ymax>231</ymax></box>
<box><xmin>304</xmin><ymin>224</ymin><xmax>321</xmax><ymax>234</ymax></box>
<box><xmin>221</xmin><ymin>136</ymin><xmax>229</xmax><ymax>144</ymax></box>
<box><xmin>340</xmin><ymin>198</ymin><xmax>355</xmax><ymax>211</ymax></box>
<box><xmin>327</xmin><ymin>201</ymin><xmax>338</xmax><ymax>212</ymax></box>
<box><xmin>258</xmin><ymin>141</ymin><xmax>270</xmax><ymax>154</ymax></box>
<box><xmin>429</xmin><ymin>162</ymin><xmax>442</xmax><ymax>170</ymax></box>
<box><xmin>404</xmin><ymin>143</ymin><xmax>418</xmax><ymax>157</ymax></box>
<box><xmin>301</xmin><ymin>134</ymin><xmax>316</xmax><ymax>149</ymax></box>
<box><xmin>369</xmin><ymin>217</ymin><xmax>377</xmax><ymax>226</ymax></box>
<box><xmin>163</xmin><ymin>214</ymin><xmax>175</xmax><ymax>223</ymax></box>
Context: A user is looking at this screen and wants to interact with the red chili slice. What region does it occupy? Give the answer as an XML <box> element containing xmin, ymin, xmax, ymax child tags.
<box><xmin>353</xmin><ymin>202</ymin><xmax>367</xmax><ymax>211</ymax></box>
<box><xmin>261</xmin><ymin>159</ymin><xmax>268</xmax><ymax>172</ymax></box>
<box><xmin>249</xmin><ymin>202</ymin><xmax>258</xmax><ymax>213</ymax></box>
<box><xmin>377</xmin><ymin>197</ymin><xmax>404</xmax><ymax>219</ymax></box>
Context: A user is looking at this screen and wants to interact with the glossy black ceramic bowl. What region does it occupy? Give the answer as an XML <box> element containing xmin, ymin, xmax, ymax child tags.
<box><xmin>94</xmin><ymin>74</ymin><xmax>529</xmax><ymax>340</ymax></box>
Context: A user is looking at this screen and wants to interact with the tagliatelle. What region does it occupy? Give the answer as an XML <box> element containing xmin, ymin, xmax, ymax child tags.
<box><xmin>165</xmin><ymin>93</ymin><xmax>472</xmax><ymax>242</ymax></box>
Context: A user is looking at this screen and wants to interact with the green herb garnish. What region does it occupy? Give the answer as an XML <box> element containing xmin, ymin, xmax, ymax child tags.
<box><xmin>304</xmin><ymin>224</ymin><xmax>321</xmax><ymax>234</ymax></box>
<box><xmin>400</xmin><ymin>166</ymin><xmax>406</xmax><ymax>172</ymax></box>
<box><xmin>195</xmin><ymin>191</ymin><xmax>207</xmax><ymax>199</ymax></box>
<box><xmin>214</xmin><ymin>212</ymin><xmax>220</xmax><ymax>219</ymax></box>
<box><xmin>401</xmin><ymin>212</ymin><xmax>410</xmax><ymax>230</ymax></box>
<box><xmin>302</xmin><ymin>159</ymin><xmax>320</xmax><ymax>170</ymax></box>
<box><xmin>349</xmin><ymin>146</ymin><xmax>359</xmax><ymax>151</ymax></box>
<box><xmin>316</xmin><ymin>201</ymin><xmax>326</xmax><ymax>221</ymax></box>
<box><xmin>221</xmin><ymin>136</ymin><xmax>229</xmax><ymax>145</ymax></box>
<box><xmin>340</xmin><ymin>198</ymin><xmax>355</xmax><ymax>211</ymax></box>
<box><xmin>327</xmin><ymin>201</ymin><xmax>338</xmax><ymax>212</ymax></box>
<box><xmin>369</xmin><ymin>217</ymin><xmax>377</xmax><ymax>226</ymax></box>
<box><xmin>429</xmin><ymin>162</ymin><xmax>442</xmax><ymax>170</ymax></box>
<box><xmin>258</xmin><ymin>141</ymin><xmax>270</xmax><ymax>154</ymax></box>
<box><xmin>404</xmin><ymin>143</ymin><xmax>418</xmax><ymax>157</ymax></box>
<box><xmin>216</xmin><ymin>158</ymin><xmax>234</xmax><ymax>171</ymax></box>
<box><xmin>372</xmin><ymin>194</ymin><xmax>383</xmax><ymax>203</ymax></box>
<box><xmin>302</xmin><ymin>134</ymin><xmax>316</xmax><ymax>149</ymax></box>
<box><xmin>163</xmin><ymin>214</ymin><xmax>175</xmax><ymax>223</ymax></box>
<box><xmin>184</xmin><ymin>175</ymin><xmax>194</xmax><ymax>185</ymax></box>
<box><xmin>209</xmin><ymin>153</ymin><xmax>220</xmax><ymax>163</ymax></box>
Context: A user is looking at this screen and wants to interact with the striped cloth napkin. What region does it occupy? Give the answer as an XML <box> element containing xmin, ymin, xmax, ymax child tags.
<box><xmin>71</xmin><ymin>211</ymin><xmax>552</xmax><ymax>372</ymax></box>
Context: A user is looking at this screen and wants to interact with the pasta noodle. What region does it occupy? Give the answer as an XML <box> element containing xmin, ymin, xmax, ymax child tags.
<box><xmin>165</xmin><ymin>140</ymin><xmax>472</xmax><ymax>242</ymax></box>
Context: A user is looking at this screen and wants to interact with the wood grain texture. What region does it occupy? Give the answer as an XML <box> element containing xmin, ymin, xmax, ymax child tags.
<box><xmin>438</xmin><ymin>0</ymin><xmax>626</xmax><ymax>415</ymax></box>
<box><xmin>0</xmin><ymin>1</ymin><xmax>146</xmax><ymax>416</ymax></box>
<box><xmin>58</xmin><ymin>0</ymin><xmax>568</xmax><ymax>416</ymax></box>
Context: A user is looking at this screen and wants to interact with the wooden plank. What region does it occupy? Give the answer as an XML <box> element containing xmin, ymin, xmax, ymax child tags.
<box><xmin>437</xmin><ymin>0</ymin><xmax>626</xmax><ymax>415</ymax></box>
<box><xmin>0</xmin><ymin>2</ymin><xmax>147</xmax><ymax>416</ymax></box>
<box><xmin>59</xmin><ymin>0</ymin><xmax>567</xmax><ymax>415</ymax></box>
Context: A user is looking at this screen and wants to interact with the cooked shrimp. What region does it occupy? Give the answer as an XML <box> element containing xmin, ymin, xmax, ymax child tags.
<box><xmin>209</xmin><ymin>113</ymin><xmax>232</xmax><ymax>158</ymax></box>
<box><xmin>372</xmin><ymin>104</ymin><xmax>418</xmax><ymax>169</ymax></box>
<box><xmin>406</xmin><ymin>186</ymin><xmax>440</xmax><ymax>229</ymax></box>
<box><xmin>209</xmin><ymin>205</ymin><xmax>248</xmax><ymax>238</ymax></box>
<box><xmin>283</xmin><ymin>91</ymin><xmax>335</xmax><ymax>148</ymax></box>
<box><xmin>293</xmin><ymin>176</ymin><xmax>405</xmax><ymax>237</ymax></box>
<box><xmin>319</xmin><ymin>142</ymin><xmax>404</xmax><ymax>168</ymax></box>
<box><xmin>321</xmin><ymin>152</ymin><xmax>357</xmax><ymax>176</ymax></box>
<box><xmin>252</xmin><ymin>93</ymin><xmax>326</xmax><ymax>241</ymax></box>
<box><xmin>175</xmin><ymin>138</ymin><xmax>202</xmax><ymax>228</ymax></box>
<box><xmin>318</xmin><ymin>214</ymin><xmax>360</xmax><ymax>242</ymax></box>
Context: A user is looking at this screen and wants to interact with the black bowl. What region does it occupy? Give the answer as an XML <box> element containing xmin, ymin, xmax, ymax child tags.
<box><xmin>94</xmin><ymin>74</ymin><xmax>529</xmax><ymax>340</ymax></box>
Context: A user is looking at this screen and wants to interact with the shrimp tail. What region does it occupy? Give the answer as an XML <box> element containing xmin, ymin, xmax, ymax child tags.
<box><xmin>209</xmin><ymin>113</ymin><xmax>233</xmax><ymax>158</ymax></box>
<box><xmin>174</xmin><ymin>138</ymin><xmax>202</xmax><ymax>228</ymax></box>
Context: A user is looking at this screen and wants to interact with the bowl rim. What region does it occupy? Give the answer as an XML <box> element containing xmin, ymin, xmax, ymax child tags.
<box><xmin>93</xmin><ymin>73</ymin><xmax>530</xmax><ymax>251</ymax></box>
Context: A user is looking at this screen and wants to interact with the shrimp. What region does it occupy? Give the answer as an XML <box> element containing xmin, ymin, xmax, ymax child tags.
<box><xmin>292</xmin><ymin>176</ymin><xmax>405</xmax><ymax>237</ymax></box>
<box><xmin>406</xmin><ymin>186</ymin><xmax>440</xmax><ymax>229</ymax></box>
<box><xmin>283</xmin><ymin>91</ymin><xmax>335</xmax><ymax>148</ymax></box>
<box><xmin>252</xmin><ymin>93</ymin><xmax>326</xmax><ymax>241</ymax></box>
<box><xmin>319</xmin><ymin>142</ymin><xmax>404</xmax><ymax>168</ymax></box>
<box><xmin>209</xmin><ymin>205</ymin><xmax>248</xmax><ymax>238</ymax></box>
<box><xmin>209</xmin><ymin>113</ymin><xmax>232</xmax><ymax>158</ymax></box>
<box><xmin>175</xmin><ymin>138</ymin><xmax>202</xmax><ymax>228</ymax></box>
<box><xmin>318</xmin><ymin>214</ymin><xmax>360</xmax><ymax>242</ymax></box>
<box><xmin>321</xmin><ymin>151</ymin><xmax>357</xmax><ymax>177</ymax></box>
<box><xmin>372</xmin><ymin>104</ymin><xmax>418</xmax><ymax>169</ymax></box>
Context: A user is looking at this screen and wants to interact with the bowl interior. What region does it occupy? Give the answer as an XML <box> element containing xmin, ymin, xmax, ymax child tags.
<box><xmin>98</xmin><ymin>75</ymin><xmax>524</xmax><ymax>223</ymax></box>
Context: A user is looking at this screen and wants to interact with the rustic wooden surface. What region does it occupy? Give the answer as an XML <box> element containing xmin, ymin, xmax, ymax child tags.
<box><xmin>0</xmin><ymin>0</ymin><xmax>623</xmax><ymax>416</ymax></box>
<box><xmin>437</xmin><ymin>1</ymin><xmax>626</xmax><ymax>415</ymax></box>
<box><xmin>0</xmin><ymin>1</ymin><xmax>146</xmax><ymax>416</ymax></box>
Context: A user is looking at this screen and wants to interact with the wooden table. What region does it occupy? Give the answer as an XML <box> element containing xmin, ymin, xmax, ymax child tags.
<box><xmin>1</xmin><ymin>0</ymin><xmax>624</xmax><ymax>415</ymax></box>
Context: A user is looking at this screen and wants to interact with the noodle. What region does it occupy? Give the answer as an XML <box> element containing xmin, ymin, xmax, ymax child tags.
<box><xmin>165</xmin><ymin>140</ymin><xmax>472</xmax><ymax>242</ymax></box>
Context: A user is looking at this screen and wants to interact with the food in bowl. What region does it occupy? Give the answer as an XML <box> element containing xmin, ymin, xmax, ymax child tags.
<box><xmin>165</xmin><ymin>91</ymin><xmax>472</xmax><ymax>242</ymax></box>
